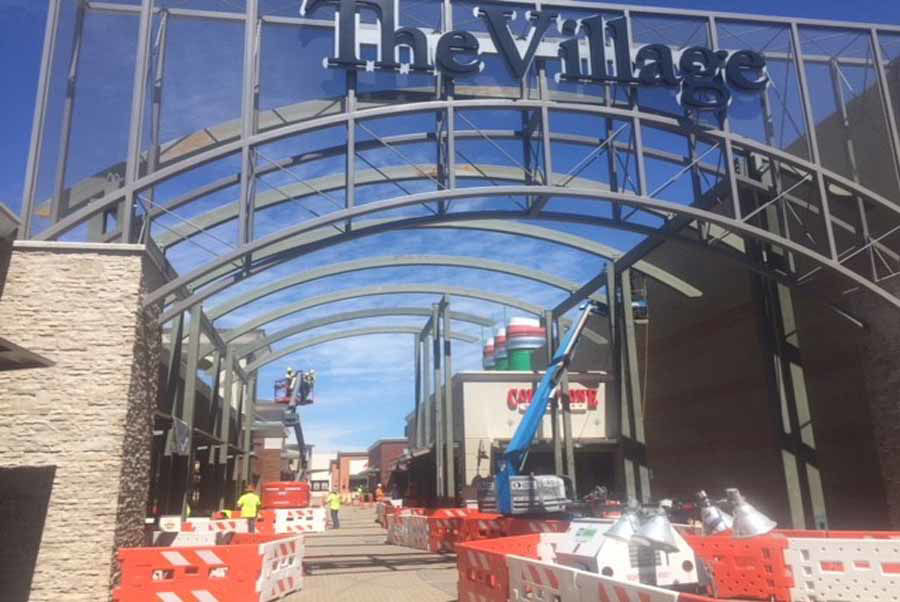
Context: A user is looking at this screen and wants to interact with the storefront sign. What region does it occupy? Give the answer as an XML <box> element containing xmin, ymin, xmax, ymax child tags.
<box><xmin>506</xmin><ymin>387</ymin><xmax>600</xmax><ymax>412</ymax></box>
<box><xmin>300</xmin><ymin>0</ymin><xmax>768</xmax><ymax>112</ymax></box>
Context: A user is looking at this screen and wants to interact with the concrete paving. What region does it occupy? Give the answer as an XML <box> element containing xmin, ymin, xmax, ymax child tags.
<box><xmin>286</xmin><ymin>506</ymin><xmax>458</xmax><ymax>602</ymax></box>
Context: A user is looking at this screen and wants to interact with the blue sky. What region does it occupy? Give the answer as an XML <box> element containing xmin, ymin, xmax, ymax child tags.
<box><xmin>2</xmin><ymin>0</ymin><xmax>898</xmax><ymax>452</ymax></box>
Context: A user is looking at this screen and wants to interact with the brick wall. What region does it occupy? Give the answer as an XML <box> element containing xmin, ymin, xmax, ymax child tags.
<box><xmin>641</xmin><ymin>240</ymin><xmax>791</xmax><ymax>525</ymax></box>
<box><xmin>368</xmin><ymin>441</ymin><xmax>407</xmax><ymax>488</ymax></box>
<box><xmin>793</xmin><ymin>269</ymin><xmax>900</xmax><ymax>528</ymax></box>
<box><xmin>0</xmin><ymin>243</ymin><xmax>161</xmax><ymax>602</ymax></box>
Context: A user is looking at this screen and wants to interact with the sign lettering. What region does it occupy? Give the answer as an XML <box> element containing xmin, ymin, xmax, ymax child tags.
<box><xmin>300</xmin><ymin>1</ymin><xmax>768</xmax><ymax>112</ymax></box>
<box><xmin>506</xmin><ymin>387</ymin><xmax>599</xmax><ymax>411</ymax></box>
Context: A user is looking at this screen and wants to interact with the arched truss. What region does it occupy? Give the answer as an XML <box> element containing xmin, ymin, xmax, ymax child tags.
<box><xmin>175</xmin><ymin>254</ymin><xmax>610</xmax><ymax>326</ymax></box>
<box><xmin>244</xmin><ymin>327</ymin><xmax>480</xmax><ymax>374</ymax></box>
<box><xmin>19</xmin><ymin>1</ymin><xmax>900</xmax><ymax>330</ymax></box>
<box><xmin>158</xmin><ymin>216</ymin><xmax>703</xmax><ymax>322</ymax></box>
<box><xmin>220</xmin><ymin>284</ymin><xmax>559</xmax><ymax>343</ymax></box>
<box><xmin>223</xmin><ymin>307</ymin><xmax>495</xmax><ymax>359</ymax></box>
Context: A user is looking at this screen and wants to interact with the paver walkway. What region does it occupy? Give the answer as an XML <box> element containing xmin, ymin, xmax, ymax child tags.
<box><xmin>286</xmin><ymin>506</ymin><xmax>458</xmax><ymax>602</ymax></box>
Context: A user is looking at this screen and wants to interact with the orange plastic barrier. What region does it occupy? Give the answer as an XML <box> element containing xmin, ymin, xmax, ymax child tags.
<box><xmin>114</xmin><ymin>533</ymin><xmax>302</xmax><ymax>602</ymax></box>
<box><xmin>684</xmin><ymin>532</ymin><xmax>793</xmax><ymax>601</ymax></box>
<box><xmin>460</xmin><ymin>512</ymin><xmax>506</xmax><ymax>541</ymax></box>
<box><xmin>426</xmin><ymin>508</ymin><xmax>470</xmax><ymax>553</ymax></box>
<box><xmin>502</xmin><ymin>516</ymin><xmax>570</xmax><ymax>535</ymax></box>
<box><xmin>457</xmin><ymin>534</ymin><xmax>541</xmax><ymax>602</ymax></box>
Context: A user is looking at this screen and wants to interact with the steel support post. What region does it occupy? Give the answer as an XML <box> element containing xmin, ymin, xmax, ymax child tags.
<box><xmin>790</xmin><ymin>22</ymin><xmax>839</xmax><ymax>261</ymax></box>
<box><xmin>423</xmin><ymin>330</ymin><xmax>432</xmax><ymax>447</ymax></box>
<box><xmin>50</xmin><ymin>1</ymin><xmax>85</xmax><ymax>226</ymax></box>
<box><xmin>121</xmin><ymin>0</ymin><xmax>154</xmax><ymax>243</ymax></box>
<box><xmin>346</xmin><ymin>70</ymin><xmax>356</xmax><ymax>231</ymax></box>
<box><xmin>544</xmin><ymin>309</ymin><xmax>562</xmax><ymax>475</ymax></box>
<box><xmin>619</xmin><ymin>270</ymin><xmax>649</xmax><ymax>502</ymax></box>
<box><xmin>446</xmin><ymin>81</ymin><xmax>456</xmax><ymax>191</ymax></box>
<box><xmin>181</xmin><ymin>304</ymin><xmax>203</xmax><ymax>517</ymax></box>
<box><xmin>242</xmin><ymin>372</ymin><xmax>257</xmax><ymax>487</ymax></box>
<box><xmin>414</xmin><ymin>334</ymin><xmax>422</xmax><ymax>449</ymax></box>
<box><xmin>20</xmin><ymin>0</ymin><xmax>62</xmax><ymax>238</ymax></box>
<box><xmin>218</xmin><ymin>346</ymin><xmax>235</xmax><ymax>508</ymax></box>
<box><xmin>829</xmin><ymin>59</ymin><xmax>877</xmax><ymax>280</ymax></box>
<box><xmin>238</xmin><ymin>0</ymin><xmax>260</xmax><ymax>251</ymax></box>
<box><xmin>145</xmin><ymin>12</ymin><xmax>169</xmax><ymax>209</ymax></box>
<box><xmin>232</xmin><ymin>379</ymin><xmax>245</xmax><ymax>502</ymax></box>
<box><xmin>442</xmin><ymin>297</ymin><xmax>455</xmax><ymax>500</ymax></box>
<box><xmin>871</xmin><ymin>29</ymin><xmax>900</xmax><ymax>194</ymax></box>
<box><xmin>432</xmin><ymin>303</ymin><xmax>445</xmax><ymax>498</ymax></box>
<box><xmin>553</xmin><ymin>317</ymin><xmax>577</xmax><ymax>493</ymax></box>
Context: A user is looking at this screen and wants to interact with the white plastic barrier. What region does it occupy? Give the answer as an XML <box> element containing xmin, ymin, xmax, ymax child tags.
<box><xmin>273</xmin><ymin>507</ymin><xmax>326</xmax><ymax>533</ymax></box>
<box><xmin>508</xmin><ymin>553</ymin><xmax>684</xmax><ymax>602</ymax></box>
<box><xmin>784</xmin><ymin>536</ymin><xmax>900</xmax><ymax>602</ymax></box>
<box><xmin>257</xmin><ymin>535</ymin><xmax>305</xmax><ymax>602</ymax></box>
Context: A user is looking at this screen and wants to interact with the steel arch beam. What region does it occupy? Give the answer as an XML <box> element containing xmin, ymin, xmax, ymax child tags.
<box><xmin>144</xmin><ymin>184</ymin><xmax>900</xmax><ymax>312</ymax></box>
<box><xmin>244</xmin><ymin>326</ymin><xmax>479</xmax><ymax>374</ymax></box>
<box><xmin>224</xmin><ymin>307</ymin><xmax>494</xmax><ymax>359</ymax></box>
<box><xmin>219</xmin><ymin>284</ymin><xmax>546</xmax><ymax>345</ymax></box>
<box><xmin>39</xmin><ymin>97</ymin><xmax>900</xmax><ymax>256</ymax></box>
<box><xmin>201</xmin><ymin>255</ymin><xmax>606</xmax><ymax>323</ymax></box>
<box><xmin>157</xmin><ymin>217</ymin><xmax>701</xmax><ymax>322</ymax></box>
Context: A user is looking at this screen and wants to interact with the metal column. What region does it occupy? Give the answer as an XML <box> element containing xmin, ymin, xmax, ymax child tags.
<box><xmin>423</xmin><ymin>329</ymin><xmax>432</xmax><ymax>448</ymax></box>
<box><xmin>619</xmin><ymin>270</ymin><xmax>650</xmax><ymax>502</ymax></box>
<box><xmin>432</xmin><ymin>303</ymin><xmax>444</xmax><ymax>498</ymax></box>
<box><xmin>414</xmin><ymin>334</ymin><xmax>423</xmax><ymax>449</ymax></box>
<box><xmin>442</xmin><ymin>297</ymin><xmax>455</xmax><ymax>500</ymax></box>
<box><xmin>242</xmin><ymin>372</ymin><xmax>257</xmax><ymax>487</ymax></box>
<box><xmin>554</xmin><ymin>316</ymin><xmax>577</xmax><ymax>493</ymax></box>
<box><xmin>544</xmin><ymin>309</ymin><xmax>562</xmax><ymax>475</ymax></box>
<box><xmin>121</xmin><ymin>0</ymin><xmax>154</xmax><ymax>243</ymax></box>
<box><xmin>20</xmin><ymin>0</ymin><xmax>62</xmax><ymax>237</ymax></box>
<box><xmin>181</xmin><ymin>304</ymin><xmax>203</xmax><ymax>517</ymax></box>
<box><xmin>238</xmin><ymin>0</ymin><xmax>260</xmax><ymax>251</ymax></box>
<box><xmin>218</xmin><ymin>346</ymin><xmax>235</xmax><ymax>509</ymax></box>
<box><xmin>49</xmin><ymin>0</ymin><xmax>85</xmax><ymax>225</ymax></box>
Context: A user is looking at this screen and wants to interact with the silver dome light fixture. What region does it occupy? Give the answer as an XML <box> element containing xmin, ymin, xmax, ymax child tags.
<box><xmin>727</xmin><ymin>488</ymin><xmax>777</xmax><ymax>538</ymax></box>
<box><xmin>697</xmin><ymin>490</ymin><xmax>734</xmax><ymax>535</ymax></box>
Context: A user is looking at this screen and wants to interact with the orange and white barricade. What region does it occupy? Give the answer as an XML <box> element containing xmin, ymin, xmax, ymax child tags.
<box><xmin>258</xmin><ymin>507</ymin><xmax>326</xmax><ymax>534</ymax></box>
<box><xmin>114</xmin><ymin>534</ymin><xmax>303</xmax><ymax>602</ymax></box>
<box><xmin>256</xmin><ymin>536</ymin><xmax>305</xmax><ymax>602</ymax></box>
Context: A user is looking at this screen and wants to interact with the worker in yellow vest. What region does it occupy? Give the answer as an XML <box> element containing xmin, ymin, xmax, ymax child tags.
<box><xmin>237</xmin><ymin>484</ymin><xmax>262</xmax><ymax>532</ymax></box>
<box><xmin>325</xmin><ymin>489</ymin><xmax>342</xmax><ymax>529</ymax></box>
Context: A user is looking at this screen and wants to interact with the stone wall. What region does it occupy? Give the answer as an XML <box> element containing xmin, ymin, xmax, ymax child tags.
<box><xmin>0</xmin><ymin>242</ymin><xmax>162</xmax><ymax>602</ymax></box>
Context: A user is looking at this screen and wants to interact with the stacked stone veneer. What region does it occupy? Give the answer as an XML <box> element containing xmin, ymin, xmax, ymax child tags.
<box><xmin>0</xmin><ymin>242</ymin><xmax>162</xmax><ymax>601</ymax></box>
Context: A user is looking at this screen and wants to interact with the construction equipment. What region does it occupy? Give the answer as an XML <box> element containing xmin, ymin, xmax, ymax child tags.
<box><xmin>275</xmin><ymin>367</ymin><xmax>317</xmax><ymax>479</ymax></box>
<box><xmin>486</xmin><ymin>301</ymin><xmax>602</xmax><ymax>515</ymax></box>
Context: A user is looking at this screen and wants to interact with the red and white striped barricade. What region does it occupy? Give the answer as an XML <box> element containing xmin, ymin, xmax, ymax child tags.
<box><xmin>405</xmin><ymin>515</ymin><xmax>431</xmax><ymax>550</ymax></box>
<box><xmin>262</xmin><ymin>507</ymin><xmax>326</xmax><ymax>534</ymax></box>
<box><xmin>571</xmin><ymin>566</ymin><xmax>683</xmax><ymax>602</ymax></box>
<box><xmin>114</xmin><ymin>534</ymin><xmax>303</xmax><ymax>602</ymax></box>
<box><xmin>503</xmin><ymin>517</ymin><xmax>571</xmax><ymax>535</ymax></box>
<box><xmin>256</xmin><ymin>536</ymin><xmax>305</xmax><ymax>602</ymax></box>
<box><xmin>152</xmin><ymin>530</ymin><xmax>220</xmax><ymax>547</ymax></box>
<box><xmin>507</xmin><ymin>555</ymin><xmax>581</xmax><ymax>602</ymax></box>
<box><xmin>783</xmin><ymin>533</ymin><xmax>900</xmax><ymax>602</ymax></box>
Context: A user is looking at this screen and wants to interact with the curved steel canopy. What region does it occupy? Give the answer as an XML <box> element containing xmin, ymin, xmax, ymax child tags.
<box><xmin>162</xmin><ymin>215</ymin><xmax>702</xmax><ymax>321</ymax></box>
<box><xmin>244</xmin><ymin>327</ymin><xmax>480</xmax><ymax>374</ymax></box>
<box><xmin>228</xmin><ymin>307</ymin><xmax>494</xmax><ymax>359</ymax></box>
<box><xmin>221</xmin><ymin>284</ymin><xmax>548</xmax><ymax>345</ymax></box>
<box><xmin>171</xmin><ymin>255</ymin><xmax>609</xmax><ymax>325</ymax></box>
<box><xmin>19</xmin><ymin>1</ymin><xmax>900</xmax><ymax>367</ymax></box>
<box><xmin>144</xmin><ymin>183</ymin><xmax>900</xmax><ymax>312</ymax></box>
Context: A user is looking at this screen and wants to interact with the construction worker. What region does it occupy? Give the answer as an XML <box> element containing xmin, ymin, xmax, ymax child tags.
<box><xmin>237</xmin><ymin>484</ymin><xmax>262</xmax><ymax>532</ymax></box>
<box><xmin>326</xmin><ymin>489</ymin><xmax>342</xmax><ymax>529</ymax></box>
<box><xmin>375</xmin><ymin>483</ymin><xmax>384</xmax><ymax>501</ymax></box>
